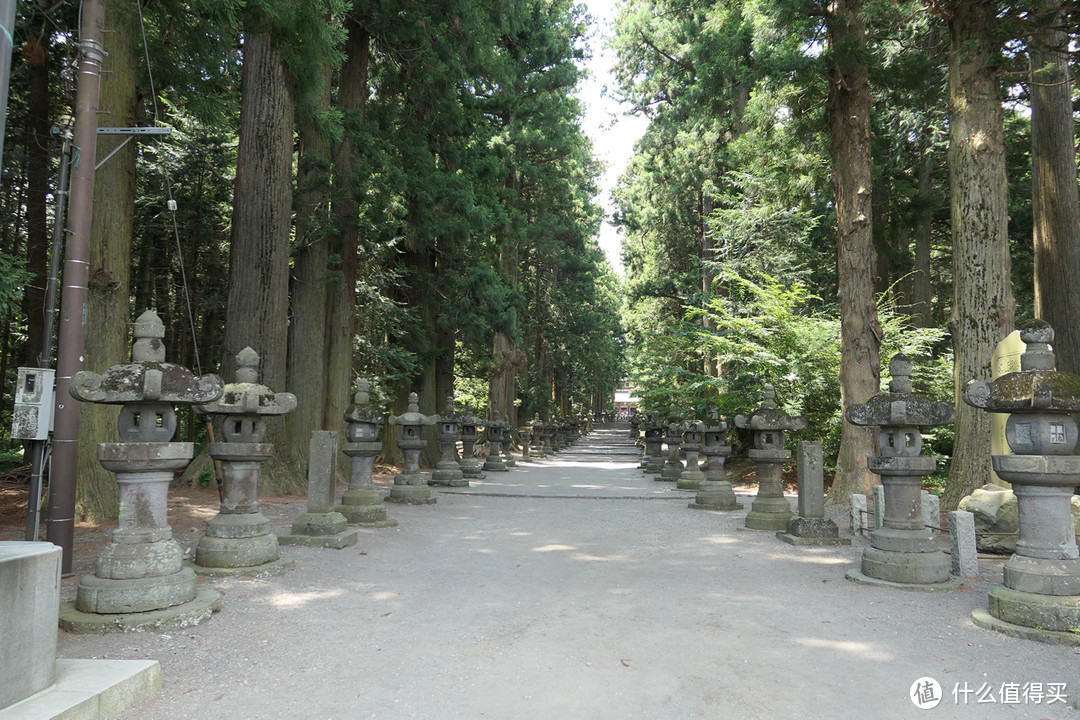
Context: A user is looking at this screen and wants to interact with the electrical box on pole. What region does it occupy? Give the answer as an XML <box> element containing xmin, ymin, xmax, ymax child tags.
<box><xmin>12</xmin><ymin>368</ymin><xmax>56</xmax><ymax>440</ymax></box>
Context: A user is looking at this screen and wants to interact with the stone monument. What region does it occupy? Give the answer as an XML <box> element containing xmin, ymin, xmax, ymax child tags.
<box><xmin>845</xmin><ymin>355</ymin><xmax>955</xmax><ymax>587</ymax></box>
<box><xmin>279</xmin><ymin>431</ymin><xmax>358</xmax><ymax>548</ymax></box>
<box><xmin>964</xmin><ymin>322</ymin><xmax>1080</xmax><ymax>641</ymax></box>
<box><xmin>776</xmin><ymin>440</ymin><xmax>849</xmax><ymax>546</ymax></box>
<box><xmin>61</xmin><ymin>310</ymin><xmax>224</xmax><ymax>632</ymax></box>
<box><xmin>337</xmin><ymin>379</ymin><xmax>397</xmax><ymax>526</ymax></box>
<box><xmin>519</xmin><ymin>420</ymin><xmax>533</xmax><ymax>462</ymax></box>
<box><xmin>387</xmin><ymin>393</ymin><xmax>438</xmax><ymax>503</ymax></box>
<box><xmin>642</xmin><ymin>413</ymin><xmax>665</xmax><ymax>474</ymax></box>
<box><xmin>690</xmin><ymin>405</ymin><xmax>741</xmax><ymax>511</ymax></box>
<box><xmin>529</xmin><ymin>413</ymin><xmax>545</xmax><ymax>459</ymax></box>
<box><xmin>430</xmin><ymin>396</ymin><xmax>467</xmax><ymax>486</ymax></box>
<box><xmin>192</xmin><ymin>347</ymin><xmax>296</xmax><ymax>576</ymax></box>
<box><xmin>736</xmin><ymin>384</ymin><xmax>806</xmax><ymax>531</ymax></box>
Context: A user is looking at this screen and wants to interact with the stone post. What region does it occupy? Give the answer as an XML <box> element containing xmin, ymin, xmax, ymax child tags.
<box><xmin>519</xmin><ymin>422</ymin><xmax>533</xmax><ymax>462</ymax></box>
<box><xmin>964</xmin><ymin>321</ymin><xmax>1080</xmax><ymax>640</ymax></box>
<box><xmin>676</xmin><ymin>415</ymin><xmax>706</xmax><ymax>490</ymax></box>
<box><xmin>777</xmin><ymin>440</ymin><xmax>849</xmax><ymax>546</ymax></box>
<box><xmin>845</xmin><ymin>355</ymin><xmax>955</xmax><ymax>588</ymax></box>
<box><xmin>736</xmin><ymin>384</ymin><xmax>806</xmax><ymax>531</ymax></box>
<box><xmin>192</xmin><ymin>347</ymin><xmax>297</xmax><ymax>576</ymax></box>
<box><xmin>659</xmin><ymin>406</ymin><xmax>685</xmax><ymax>482</ymax></box>
<box><xmin>501</xmin><ymin>421</ymin><xmax>517</xmax><ymax>468</ymax></box>
<box><xmin>338</xmin><ymin>379</ymin><xmax>397</xmax><ymax>526</ymax></box>
<box><xmin>60</xmin><ymin>310</ymin><xmax>224</xmax><ymax>633</ymax></box>
<box><xmin>279</xmin><ymin>431</ymin><xmax>358</xmax><ymax>547</ymax></box>
<box><xmin>690</xmin><ymin>406</ymin><xmax>741</xmax><ymax>511</ymax></box>
<box><xmin>642</xmin><ymin>413</ymin><xmax>665</xmax><ymax>474</ymax></box>
<box><xmin>529</xmin><ymin>413</ymin><xmax>545</xmax><ymax>459</ymax></box>
<box><xmin>459</xmin><ymin>408</ymin><xmax>487</xmax><ymax>478</ymax></box>
<box><xmin>483</xmin><ymin>411</ymin><xmax>508</xmax><ymax>472</ymax></box>
<box><xmin>431</xmin><ymin>396</ymin><xmax>466</xmax><ymax>487</ymax></box>
<box><xmin>386</xmin><ymin>393</ymin><xmax>438</xmax><ymax>504</ymax></box>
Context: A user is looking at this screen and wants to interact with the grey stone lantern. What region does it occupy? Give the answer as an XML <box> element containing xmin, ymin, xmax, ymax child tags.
<box><xmin>500</xmin><ymin>417</ymin><xmax>517</xmax><ymax>468</ymax></box>
<box><xmin>735</xmin><ymin>384</ymin><xmax>806</xmax><ymax>531</ymax></box>
<box><xmin>659</xmin><ymin>405</ymin><xmax>685</xmax><ymax>482</ymax></box>
<box><xmin>642</xmin><ymin>412</ymin><xmax>665</xmax><ymax>473</ymax></box>
<box><xmin>691</xmin><ymin>405</ymin><xmax>741</xmax><ymax>511</ymax></box>
<box><xmin>519</xmin><ymin>419</ymin><xmax>534</xmax><ymax>462</ymax></box>
<box><xmin>458</xmin><ymin>407</ymin><xmax>487</xmax><ymax>478</ymax></box>
<box><xmin>630</xmin><ymin>409</ymin><xmax>642</xmax><ymax>441</ymax></box>
<box><xmin>541</xmin><ymin>418</ymin><xmax>556</xmax><ymax>456</ymax></box>
<box><xmin>387</xmin><ymin>393</ymin><xmax>437</xmax><ymax>504</ymax></box>
<box><xmin>677</xmin><ymin>412</ymin><xmax>707</xmax><ymax>490</ymax></box>
<box><xmin>431</xmin><ymin>396</ymin><xmax>467</xmax><ymax>487</ymax></box>
<box><xmin>529</xmin><ymin>413</ymin><xmax>545</xmax><ymax>459</ymax></box>
<box><xmin>61</xmin><ymin>310</ymin><xmax>223</xmax><ymax>632</ymax></box>
<box><xmin>964</xmin><ymin>322</ymin><xmax>1080</xmax><ymax>638</ymax></box>
<box><xmin>192</xmin><ymin>346</ymin><xmax>297</xmax><ymax>576</ymax></box>
<box><xmin>338</xmin><ymin>379</ymin><xmax>396</xmax><ymax>526</ymax></box>
<box><xmin>483</xmin><ymin>410</ymin><xmax>509</xmax><ymax>472</ymax></box>
<box><xmin>846</xmin><ymin>355</ymin><xmax>954</xmax><ymax>586</ymax></box>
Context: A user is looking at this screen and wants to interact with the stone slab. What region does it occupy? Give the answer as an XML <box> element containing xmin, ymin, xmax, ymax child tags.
<box><xmin>948</xmin><ymin>510</ymin><xmax>978</xmax><ymax>578</ymax></box>
<box><xmin>277</xmin><ymin>529</ymin><xmax>358</xmax><ymax>549</ymax></box>
<box><xmin>872</xmin><ymin>485</ymin><xmax>885</xmax><ymax>530</ymax></box>
<box><xmin>844</xmin><ymin>568</ymin><xmax>961</xmax><ymax>591</ymax></box>
<box><xmin>971</xmin><ymin>607</ymin><xmax>1080</xmax><ymax>647</ymax></box>
<box><xmin>795</xmin><ymin>440</ymin><xmax>824</xmax><ymax>519</ymax></box>
<box><xmin>849</xmin><ymin>494</ymin><xmax>867</xmax><ymax>536</ymax></box>
<box><xmin>0</xmin><ymin>542</ymin><xmax>61</xmax><ymax>710</ymax></box>
<box><xmin>922</xmin><ymin>491</ymin><xmax>940</xmax><ymax>530</ymax></box>
<box><xmin>59</xmin><ymin>588</ymin><xmax>221</xmax><ymax>635</ymax></box>
<box><xmin>0</xmin><ymin>659</ymin><xmax>160</xmax><ymax>720</ymax></box>
<box><xmin>186</xmin><ymin>556</ymin><xmax>295</xmax><ymax>578</ymax></box>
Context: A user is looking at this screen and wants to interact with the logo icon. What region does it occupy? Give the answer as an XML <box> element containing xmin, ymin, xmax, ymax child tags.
<box><xmin>911</xmin><ymin>677</ymin><xmax>943</xmax><ymax>709</ymax></box>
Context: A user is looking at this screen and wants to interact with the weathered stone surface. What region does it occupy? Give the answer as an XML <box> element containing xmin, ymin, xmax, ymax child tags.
<box><xmin>948</xmin><ymin>510</ymin><xmax>978</xmax><ymax>578</ymax></box>
<box><xmin>60</xmin><ymin>587</ymin><xmax>221</xmax><ymax>634</ymax></box>
<box><xmin>0</xmin><ymin>542</ymin><xmax>60</xmax><ymax>709</ymax></box>
<box><xmin>75</xmin><ymin>567</ymin><xmax>197</xmax><ymax>614</ymax></box>
<box><xmin>960</xmin><ymin>483</ymin><xmax>1080</xmax><ymax>554</ymax></box>
<box><xmin>850</xmin><ymin>494</ymin><xmax>867</xmax><ymax>535</ymax></box>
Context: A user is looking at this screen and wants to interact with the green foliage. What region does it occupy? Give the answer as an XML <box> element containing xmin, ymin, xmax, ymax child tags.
<box><xmin>0</xmin><ymin>251</ymin><xmax>32</xmax><ymax>317</ymax></box>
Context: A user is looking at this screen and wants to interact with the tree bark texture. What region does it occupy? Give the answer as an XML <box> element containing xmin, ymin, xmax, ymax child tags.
<box><xmin>223</xmin><ymin>28</ymin><xmax>302</xmax><ymax>493</ymax></box>
<box><xmin>75</xmin><ymin>0</ymin><xmax>140</xmax><ymax>522</ymax></box>
<box><xmin>825</xmin><ymin>0</ymin><xmax>882</xmax><ymax>502</ymax></box>
<box><xmin>21</xmin><ymin>33</ymin><xmax>50</xmax><ymax>367</ymax></box>
<box><xmin>910</xmin><ymin>153</ymin><xmax>934</xmax><ymax>327</ymax></box>
<box><xmin>1030</xmin><ymin>1</ymin><xmax>1080</xmax><ymax>374</ymax></box>
<box><xmin>943</xmin><ymin>0</ymin><xmax>1013</xmax><ymax>510</ymax></box>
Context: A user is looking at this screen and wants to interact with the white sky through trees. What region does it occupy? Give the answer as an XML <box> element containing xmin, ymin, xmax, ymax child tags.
<box><xmin>579</xmin><ymin>0</ymin><xmax>649</xmax><ymax>276</ymax></box>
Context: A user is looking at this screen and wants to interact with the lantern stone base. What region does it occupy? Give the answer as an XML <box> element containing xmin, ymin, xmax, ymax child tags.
<box><xmin>688</xmin><ymin>481</ymin><xmax>742</xmax><ymax>511</ymax></box>
<box><xmin>855</xmin><ymin>545</ymin><xmax>952</xmax><ymax>585</ymax></box>
<box><xmin>188</xmin><ymin>556</ymin><xmax>294</xmax><ymax>578</ymax></box>
<box><xmin>338</xmin><ymin>489</ymin><xmax>397</xmax><ymax>526</ymax></box>
<box><xmin>744</xmin><ymin>496</ymin><xmax>794</xmax><ymax>531</ymax></box>
<box><xmin>75</xmin><ymin>566</ymin><xmax>197</xmax><ymax>615</ymax></box>
<box><xmin>431</xmin><ymin>465</ymin><xmax>467</xmax><ymax>486</ymax></box>
<box><xmin>387</xmin><ymin>482</ymin><xmax>436</xmax><ymax>504</ymax></box>
<box><xmin>658</xmin><ymin>461</ymin><xmax>682</xmax><ymax>481</ymax></box>
<box><xmin>193</xmin><ymin>512</ymin><xmax>284</xmax><ymax>571</ymax></box>
<box><xmin>60</xmin><ymin>587</ymin><xmax>221</xmax><ymax>634</ymax></box>
<box><xmin>483</xmin><ymin>456</ymin><xmax>507</xmax><ymax>472</ymax></box>
<box><xmin>776</xmin><ymin>517</ymin><xmax>850</xmax><ymax>546</ymax></box>
<box><xmin>972</xmin><ymin>604</ymin><xmax>1080</xmax><ymax>646</ymax></box>
<box><xmin>676</xmin><ymin>468</ymin><xmax>705</xmax><ymax>490</ymax></box>
<box><xmin>644</xmin><ymin>457</ymin><xmax>664</xmax><ymax>474</ymax></box>
<box><xmin>985</xmin><ymin>584</ymin><xmax>1080</xmax><ymax>633</ymax></box>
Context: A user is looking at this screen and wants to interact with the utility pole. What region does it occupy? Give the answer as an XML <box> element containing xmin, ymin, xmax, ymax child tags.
<box><xmin>47</xmin><ymin>0</ymin><xmax>106</xmax><ymax>573</ymax></box>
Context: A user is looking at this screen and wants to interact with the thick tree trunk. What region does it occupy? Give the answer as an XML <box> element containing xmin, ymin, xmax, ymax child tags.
<box><xmin>222</xmin><ymin>28</ymin><xmax>302</xmax><ymax>493</ymax></box>
<box><xmin>75</xmin><ymin>0</ymin><xmax>139</xmax><ymax>522</ymax></box>
<box><xmin>825</xmin><ymin>0</ymin><xmax>882</xmax><ymax>502</ymax></box>
<box><xmin>942</xmin><ymin>0</ymin><xmax>1013</xmax><ymax>511</ymax></box>
<box><xmin>1030</xmin><ymin>1</ymin><xmax>1080</xmax><ymax>374</ymax></box>
<box><xmin>286</xmin><ymin>72</ymin><xmax>332</xmax><ymax>479</ymax></box>
<box><xmin>910</xmin><ymin>153</ymin><xmax>934</xmax><ymax>327</ymax></box>
<box><xmin>21</xmin><ymin>34</ymin><xmax>50</xmax><ymax>367</ymax></box>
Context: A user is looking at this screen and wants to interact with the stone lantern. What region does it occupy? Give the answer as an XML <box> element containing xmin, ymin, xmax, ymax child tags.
<box><xmin>483</xmin><ymin>411</ymin><xmax>509</xmax><ymax>472</ymax></box>
<box><xmin>519</xmin><ymin>420</ymin><xmax>534</xmax><ymax>462</ymax></box>
<box><xmin>529</xmin><ymin>413</ymin><xmax>545</xmax><ymax>459</ymax></box>
<box><xmin>192</xmin><ymin>347</ymin><xmax>296</xmax><ymax>576</ymax></box>
<box><xmin>338</xmin><ymin>379</ymin><xmax>396</xmax><ymax>526</ymax></box>
<box><xmin>690</xmin><ymin>405</ymin><xmax>741</xmax><ymax>511</ymax></box>
<box><xmin>642</xmin><ymin>413</ymin><xmax>665</xmax><ymax>473</ymax></box>
<box><xmin>431</xmin><ymin>396</ymin><xmax>466</xmax><ymax>487</ymax></box>
<box><xmin>458</xmin><ymin>407</ymin><xmax>487</xmax><ymax>478</ymax></box>
<box><xmin>630</xmin><ymin>409</ymin><xmax>642</xmax><ymax>442</ymax></box>
<box><xmin>659</xmin><ymin>406</ymin><xmax>685</xmax><ymax>482</ymax></box>
<box><xmin>964</xmin><ymin>322</ymin><xmax>1080</xmax><ymax>638</ymax></box>
<box><xmin>541</xmin><ymin>418</ymin><xmax>556</xmax><ymax>456</ymax></box>
<box><xmin>501</xmin><ymin>418</ymin><xmax>517</xmax><ymax>468</ymax></box>
<box><xmin>387</xmin><ymin>393</ymin><xmax>437</xmax><ymax>504</ymax></box>
<box><xmin>846</xmin><ymin>355</ymin><xmax>954</xmax><ymax>586</ymax></box>
<box><xmin>677</xmin><ymin>413</ymin><xmax>707</xmax><ymax>490</ymax></box>
<box><xmin>735</xmin><ymin>384</ymin><xmax>806</xmax><ymax>531</ymax></box>
<box><xmin>61</xmin><ymin>310</ymin><xmax>223</xmax><ymax>632</ymax></box>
